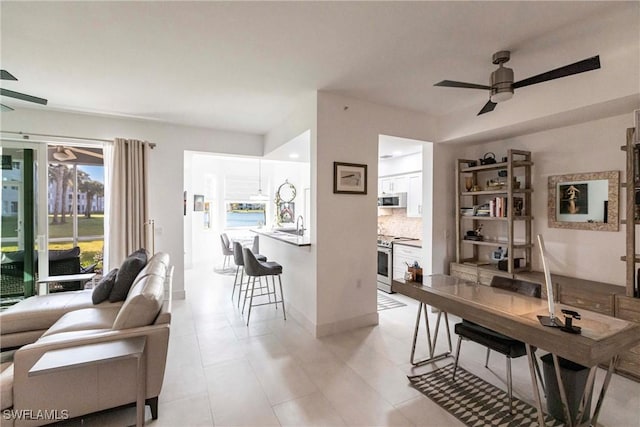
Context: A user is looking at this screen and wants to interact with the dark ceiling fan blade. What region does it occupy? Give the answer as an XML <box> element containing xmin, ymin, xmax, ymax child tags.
<box><xmin>434</xmin><ymin>80</ymin><xmax>491</xmax><ymax>90</ymax></box>
<box><xmin>1</xmin><ymin>88</ymin><xmax>48</xmax><ymax>105</ymax></box>
<box><xmin>513</xmin><ymin>55</ymin><xmax>600</xmax><ymax>89</ymax></box>
<box><xmin>0</xmin><ymin>70</ymin><xmax>18</xmax><ymax>81</ymax></box>
<box><xmin>477</xmin><ymin>100</ymin><xmax>497</xmax><ymax>115</ymax></box>
<box><xmin>1</xmin><ymin>103</ymin><xmax>14</xmax><ymax>112</ymax></box>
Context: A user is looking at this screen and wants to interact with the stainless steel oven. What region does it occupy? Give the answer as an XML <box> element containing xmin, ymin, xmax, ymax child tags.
<box><xmin>377</xmin><ymin>244</ymin><xmax>393</xmax><ymax>293</ymax></box>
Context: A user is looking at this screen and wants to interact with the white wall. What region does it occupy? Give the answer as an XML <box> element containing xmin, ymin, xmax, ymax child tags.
<box><xmin>431</xmin><ymin>142</ymin><xmax>458</xmax><ymax>275</ymax></box>
<box><xmin>451</xmin><ymin>112</ymin><xmax>634</xmax><ymax>286</ymax></box>
<box><xmin>379</xmin><ymin>151</ymin><xmax>422</xmax><ymax>177</ymax></box>
<box><xmin>315</xmin><ymin>91</ymin><xmax>439</xmax><ymax>335</ymax></box>
<box><xmin>2</xmin><ymin>108</ymin><xmax>262</xmax><ymax>299</ymax></box>
<box><xmin>263</xmin><ymin>93</ymin><xmax>319</xmax><ymax>330</ymax></box>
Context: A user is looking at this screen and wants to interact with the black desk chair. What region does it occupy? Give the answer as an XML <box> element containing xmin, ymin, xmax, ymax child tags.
<box><xmin>452</xmin><ymin>276</ymin><xmax>546</xmax><ymax>413</ymax></box>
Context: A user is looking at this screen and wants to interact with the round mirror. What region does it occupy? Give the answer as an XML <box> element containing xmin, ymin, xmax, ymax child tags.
<box><xmin>276</xmin><ymin>180</ymin><xmax>296</xmax><ymax>203</ymax></box>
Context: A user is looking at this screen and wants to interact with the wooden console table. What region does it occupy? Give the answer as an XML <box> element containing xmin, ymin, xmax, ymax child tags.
<box><xmin>393</xmin><ymin>275</ymin><xmax>640</xmax><ymax>427</ymax></box>
<box><xmin>29</xmin><ymin>337</ymin><xmax>147</xmax><ymax>426</ymax></box>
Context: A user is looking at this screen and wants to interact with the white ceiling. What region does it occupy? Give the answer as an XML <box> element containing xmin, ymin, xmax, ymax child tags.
<box><xmin>379</xmin><ymin>135</ymin><xmax>424</xmax><ymax>160</ymax></box>
<box><xmin>1</xmin><ymin>1</ymin><xmax>636</xmax><ymax>136</ymax></box>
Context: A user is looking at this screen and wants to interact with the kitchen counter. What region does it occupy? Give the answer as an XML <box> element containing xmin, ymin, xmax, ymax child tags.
<box><xmin>251</xmin><ymin>228</ymin><xmax>311</xmax><ymax>247</ymax></box>
<box><xmin>394</xmin><ymin>239</ymin><xmax>422</xmax><ymax>248</ymax></box>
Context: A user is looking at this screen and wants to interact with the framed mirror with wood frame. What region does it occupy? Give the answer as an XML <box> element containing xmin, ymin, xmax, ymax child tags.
<box><xmin>548</xmin><ymin>170</ymin><xmax>619</xmax><ymax>231</ymax></box>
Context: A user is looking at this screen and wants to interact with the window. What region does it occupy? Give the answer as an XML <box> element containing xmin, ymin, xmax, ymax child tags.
<box><xmin>225</xmin><ymin>202</ymin><xmax>266</xmax><ymax>228</ymax></box>
<box><xmin>48</xmin><ymin>154</ymin><xmax>105</xmax><ymax>273</ymax></box>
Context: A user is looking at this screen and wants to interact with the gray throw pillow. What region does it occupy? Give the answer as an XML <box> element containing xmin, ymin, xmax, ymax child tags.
<box><xmin>92</xmin><ymin>268</ymin><xmax>118</xmax><ymax>304</ymax></box>
<box><xmin>108</xmin><ymin>249</ymin><xmax>148</xmax><ymax>302</ymax></box>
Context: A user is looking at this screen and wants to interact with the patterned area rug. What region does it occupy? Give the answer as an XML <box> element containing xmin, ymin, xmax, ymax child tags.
<box><xmin>408</xmin><ymin>364</ymin><xmax>563</xmax><ymax>427</ymax></box>
<box><xmin>377</xmin><ymin>293</ymin><xmax>407</xmax><ymax>311</ymax></box>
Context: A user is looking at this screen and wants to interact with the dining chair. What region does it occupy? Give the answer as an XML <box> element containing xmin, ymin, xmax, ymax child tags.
<box><xmin>452</xmin><ymin>276</ymin><xmax>546</xmax><ymax>413</ymax></box>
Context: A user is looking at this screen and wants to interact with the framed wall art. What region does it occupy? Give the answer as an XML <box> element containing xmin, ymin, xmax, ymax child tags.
<box><xmin>193</xmin><ymin>194</ymin><xmax>204</xmax><ymax>211</ymax></box>
<box><xmin>333</xmin><ymin>162</ymin><xmax>367</xmax><ymax>195</ymax></box>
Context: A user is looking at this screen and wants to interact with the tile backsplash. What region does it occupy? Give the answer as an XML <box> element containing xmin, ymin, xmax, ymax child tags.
<box><xmin>377</xmin><ymin>208</ymin><xmax>422</xmax><ymax>239</ymax></box>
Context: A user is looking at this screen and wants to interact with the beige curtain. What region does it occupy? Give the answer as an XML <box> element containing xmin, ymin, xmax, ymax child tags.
<box><xmin>106</xmin><ymin>138</ymin><xmax>149</xmax><ymax>270</ymax></box>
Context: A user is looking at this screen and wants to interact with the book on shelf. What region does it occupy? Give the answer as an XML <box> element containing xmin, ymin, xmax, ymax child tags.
<box><xmin>481</xmin><ymin>196</ymin><xmax>524</xmax><ymax>217</ymax></box>
<box><xmin>635</xmin><ymin>144</ymin><xmax>640</xmax><ymax>185</ymax></box>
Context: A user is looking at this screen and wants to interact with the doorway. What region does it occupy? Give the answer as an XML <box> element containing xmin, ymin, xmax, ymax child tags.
<box><xmin>377</xmin><ymin>135</ymin><xmax>433</xmax><ymax>295</ymax></box>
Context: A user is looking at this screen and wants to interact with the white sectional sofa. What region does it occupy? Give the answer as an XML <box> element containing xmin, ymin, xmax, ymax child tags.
<box><xmin>0</xmin><ymin>252</ymin><xmax>172</xmax><ymax>426</ymax></box>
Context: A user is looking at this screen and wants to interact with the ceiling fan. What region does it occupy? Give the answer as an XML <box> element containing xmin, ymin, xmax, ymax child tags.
<box><xmin>1</xmin><ymin>69</ymin><xmax>48</xmax><ymax>112</ymax></box>
<box><xmin>434</xmin><ymin>51</ymin><xmax>601</xmax><ymax>116</ymax></box>
<box><xmin>51</xmin><ymin>145</ymin><xmax>104</xmax><ymax>162</ymax></box>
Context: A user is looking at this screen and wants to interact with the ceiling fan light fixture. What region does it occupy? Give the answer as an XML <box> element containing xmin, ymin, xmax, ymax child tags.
<box><xmin>52</xmin><ymin>147</ymin><xmax>76</xmax><ymax>162</ymax></box>
<box><xmin>490</xmin><ymin>89</ymin><xmax>514</xmax><ymax>103</ymax></box>
<box><xmin>490</xmin><ymin>65</ymin><xmax>514</xmax><ymax>103</ymax></box>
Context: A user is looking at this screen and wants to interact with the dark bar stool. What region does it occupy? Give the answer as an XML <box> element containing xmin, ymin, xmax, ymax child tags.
<box><xmin>242</xmin><ymin>247</ymin><xmax>285</xmax><ymax>326</ymax></box>
<box><xmin>219</xmin><ymin>233</ymin><xmax>234</xmax><ymax>270</ymax></box>
<box><xmin>231</xmin><ymin>241</ymin><xmax>266</xmax><ymax>307</ymax></box>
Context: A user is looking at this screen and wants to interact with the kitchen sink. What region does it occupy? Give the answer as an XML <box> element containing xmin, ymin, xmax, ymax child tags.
<box><xmin>275</xmin><ymin>228</ymin><xmax>305</xmax><ymax>236</ymax></box>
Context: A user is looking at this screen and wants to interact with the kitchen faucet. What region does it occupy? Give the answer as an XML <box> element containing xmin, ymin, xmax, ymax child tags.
<box><xmin>296</xmin><ymin>215</ymin><xmax>305</xmax><ymax>236</ymax></box>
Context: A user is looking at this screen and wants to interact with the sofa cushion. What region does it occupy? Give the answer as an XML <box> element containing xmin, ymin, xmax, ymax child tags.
<box><xmin>109</xmin><ymin>249</ymin><xmax>148</xmax><ymax>302</ymax></box>
<box><xmin>131</xmin><ymin>252</ymin><xmax>169</xmax><ymax>288</ymax></box>
<box><xmin>0</xmin><ymin>362</ymin><xmax>13</xmax><ymax>410</ymax></box>
<box><xmin>0</xmin><ymin>290</ymin><xmax>123</xmax><ymax>336</ymax></box>
<box><xmin>92</xmin><ymin>268</ymin><xmax>118</xmax><ymax>304</ymax></box>
<box><xmin>41</xmin><ymin>307</ymin><xmax>121</xmax><ymax>337</ymax></box>
<box><xmin>112</xmin><ymin>274</ymin><xmax>164</xmax><ymax>330</ymax></box>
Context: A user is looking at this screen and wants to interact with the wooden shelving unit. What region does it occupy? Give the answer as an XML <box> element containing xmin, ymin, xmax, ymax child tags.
<box><xmin>617</xmin><ymin>122</ymin><xmax>640</xmax><ymax>380</ymax></box>
<box><xmin>455</xmin><ymin>149</ymin><xmax>533</xmax><ymax>276</ymax></box>
<box><xmin>622</xmin><ymin>126</ymin><xmax>640</xmax><ymax>298</ymax></box>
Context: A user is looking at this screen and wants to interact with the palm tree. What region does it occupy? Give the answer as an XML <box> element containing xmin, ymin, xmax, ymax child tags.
<box><xmin>59</xmin><ymin>165</ymin><xmax>74</xmax><ymax>223</ymax></box>
<box><xmin>48</xmin><ymin>163</ymin><xmax>75</xmax><ymax>224</ymax></box>
<box><xmin>48</xmin><ymin>164</ymin><xmax>69</xmax><ymax>224</ymax></box>
<box><xmin>78</xmin><ymin>176</ymin><xmax>103</xmax><ymax>218</ymax></box>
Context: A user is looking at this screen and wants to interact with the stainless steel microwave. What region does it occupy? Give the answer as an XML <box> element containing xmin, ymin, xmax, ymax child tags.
<box><xmin>377</xmin><ymin>193</ymin><xmax>407</xmax><ymax>208</ymax></box>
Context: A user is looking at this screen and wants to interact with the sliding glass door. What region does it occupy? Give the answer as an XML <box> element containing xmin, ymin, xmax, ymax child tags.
<box><xmin>1</xmin><ymin>142</ymin><xmax>47</xmax><ymax>303</ymax></box>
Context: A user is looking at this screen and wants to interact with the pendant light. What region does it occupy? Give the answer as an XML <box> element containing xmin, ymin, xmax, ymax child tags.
<box><xmin>250</xmin><ymin>158</ymin><xmax>269</xmax><ymax>201</ymax></box>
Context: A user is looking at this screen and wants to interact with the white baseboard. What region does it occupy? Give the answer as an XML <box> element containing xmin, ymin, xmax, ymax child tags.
<box><xmin>315</xmin><ymin>312</ymin><xmax>379</xmax><ymax>338</ymax></box>
<box><xmin>171</xmin><ymin>289</ymin><xmax>186</xmax><ymax>300</ymax></box>
<box><xmin>284</xmin><ymin>303</ymin><xmax>317</xmax><ymax>336</ymax></box>
<box><xmin>286</xmin><ymin>304</ymin><xmax>379</xmax><ymax>338</ymax></box>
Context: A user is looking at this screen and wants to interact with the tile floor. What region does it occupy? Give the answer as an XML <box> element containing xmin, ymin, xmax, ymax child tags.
<box><xmin>58</xmin><ymin>265</ymin><xmax>640</xmax><ymax>426</ymax></box>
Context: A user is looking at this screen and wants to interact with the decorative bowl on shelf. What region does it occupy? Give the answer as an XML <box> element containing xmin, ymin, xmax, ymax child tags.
<box><xmin>463</xmin><ymin>235</ymin><xmax>484</xmax><ymax>241</ymax></box>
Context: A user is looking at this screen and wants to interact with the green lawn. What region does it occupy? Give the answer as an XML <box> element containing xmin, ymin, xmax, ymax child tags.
<box><xmin>2</xmin><ymin>215</ymin><xmax>104</xmax><ymax>238</ymax></box>
<box><xmin>49</xmin><ymin>214</ymin><xmax>105</xmax><ymax>238</ymax></box>
<box><xmin>1</xmin><ymin>216</ymin><xmax>18</xmax><ymax>238</ymax></box>
<box><xmin>2</xmin><ymin>215</ymin><xmax>104</xmax><ymax>271</ymax></box>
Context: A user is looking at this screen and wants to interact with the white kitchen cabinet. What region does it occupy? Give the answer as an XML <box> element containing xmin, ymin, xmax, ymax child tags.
<box><xmin>406</xmin><ymin>173</ymin><xmax>422</xmax><ymax>218</ymax></box>
<box><xmin>379</xmin><ymin>175</ymin><xmax>408</xmax><ymax>195</ymax></box>
<box><xmin>392</xmin><ymin>243</ymin><xmax>422</xmax><ymax>280</ymax></box>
